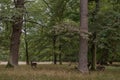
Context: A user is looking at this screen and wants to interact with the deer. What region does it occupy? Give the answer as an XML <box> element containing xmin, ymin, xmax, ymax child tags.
<box><xmin>31</xmin><ymin>61</ymin><xmax>37</xmax><ymax>68</ymax></box>
<box><xmin>96</xmin><ymin>65</ymin><xmax>105</xmax><ymax>71</ymax></box>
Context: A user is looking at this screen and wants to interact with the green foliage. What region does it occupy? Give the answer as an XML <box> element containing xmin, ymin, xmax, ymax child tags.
<box><xmin>0</xmin><ymin>0</ymin><xmax>120</xmax><ymax>62</ymax></box>
<box><xmin>88</xmin><ymin>0</ymin><xmax>120</xmax><ymax>63</ymax></box>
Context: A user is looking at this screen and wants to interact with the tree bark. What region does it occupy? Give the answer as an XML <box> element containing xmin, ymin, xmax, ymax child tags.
<box><xmin>53</xmin><ymin>32</ymin><xmax>57</xmax><ymax>64</ymax></box>
<box><xmin>90</xmin><ymin>0</ymin><xmax>100</xmax><ymax>70</ymax></box>
<box><xmin>91</xmin><ymin>32</ymin><xmax>97</xmax><ymax>70</ymax></box>
<box><xmin>59</xmin><ymin>44</ymin><xmax>62</xmax><ymax>65</ymax></box>
<box><xmin>24</xmin><ymin>24</ymin><xmax>29</xmax><ymax>65</ymax></box>
<box><xmin>7</xmin><ymin>0</ymin><xmax>24</xmax><ymax>67</ymax></box>
<box><xmin>78</xmin><ymin>0</ymin><xmax>89</xmax><ymax>73</ymax></box>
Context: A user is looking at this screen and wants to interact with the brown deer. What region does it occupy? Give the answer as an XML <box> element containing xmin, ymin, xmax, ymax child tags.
<box><xmin>96</xmin><ymin>65</ymin><xmax>105</xmax><ymax>71</ymax></box>
<box><xmin>31</xmin><ymin>61</ymin><xmax>37</xmax><ymax>68</ymax></box>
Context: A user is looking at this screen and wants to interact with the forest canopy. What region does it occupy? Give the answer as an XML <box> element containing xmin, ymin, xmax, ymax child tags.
<box><xmin>0</xmin><ymin>0</ymin><xmax>120</xmax><ymax>72</ymax></box>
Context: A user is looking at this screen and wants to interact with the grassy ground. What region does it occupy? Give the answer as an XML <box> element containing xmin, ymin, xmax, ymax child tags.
<box><xmin>0</xmin><ymin>64</ymin><xmax>120</xmax><ymax>80</ymax></box>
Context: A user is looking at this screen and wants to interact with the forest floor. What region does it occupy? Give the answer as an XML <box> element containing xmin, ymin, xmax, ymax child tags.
<box><xmin>0</xmin><ymin>64</ymin><xmax>120</xmax><ymax>80</ymax></box>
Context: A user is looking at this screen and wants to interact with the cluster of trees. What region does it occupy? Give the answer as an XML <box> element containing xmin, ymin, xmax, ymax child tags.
<box><xmin>0</xmin><ymin>0</ymin><xmax>120</xmax><ymax>73</ymax></box>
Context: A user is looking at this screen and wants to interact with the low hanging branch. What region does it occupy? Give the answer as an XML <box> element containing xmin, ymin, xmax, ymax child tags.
<box><xmin>52</xmin><ymin>22</ymin><xmax>91</xmax><ymax>39</ymax></box>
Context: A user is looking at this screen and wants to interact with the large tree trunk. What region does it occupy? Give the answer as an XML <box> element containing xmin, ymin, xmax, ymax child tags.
<box><xmin>78</xmin><ymin>0</ymin><xmax>89</xmax><ymax>73</ymax></box>
<box><xmin>7</xmin><ymin>0</ymin><xmax>24</xmax><ymax>67</ymax></box>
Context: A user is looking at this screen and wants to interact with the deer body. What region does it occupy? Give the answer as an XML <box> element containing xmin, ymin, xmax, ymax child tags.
<box><xmin>31</xmin><ymin>61</ymin><xmax>37</xmax><ymax>68</ymax></box>
<box><xmin>96</xmin><ymin>65</ymin><xmax>105</xmax><ymax>71</ymax></box>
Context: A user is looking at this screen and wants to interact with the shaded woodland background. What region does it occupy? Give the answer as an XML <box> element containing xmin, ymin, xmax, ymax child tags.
<box><xmin>0</xmin><ymin>0</ymin><xmax>120</xmax><ymax>74</ymax></box>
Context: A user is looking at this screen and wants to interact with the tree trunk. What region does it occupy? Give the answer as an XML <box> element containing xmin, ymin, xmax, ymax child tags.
<box><xmin>59</xmin><ymin>53</ymin><xmax>62</xmax><ymax>65</ymax></box>
<box><xmin>24</xmin><ymin>24</ymin><xmax>29</xmax><ymax>65</ymax></box>
<box><xmin>91</xmin><ymin>32</ymin><xmax>97</xmax><ymax>70</ymax></box>
<box><xmin>53</xmin><ymin>33</ymin><xmax>57</xmax><ymax>64</ymax></box>
<box><xmin>59</xmin><ymin>44</ymin><xmax>62</xmax><ymax>65</ymax></box>
<box><xmin>7</xmin><ymin>0</ymin><xmax>24</xmax><ymax>67</ymax></box>
<box><xmin>90</xmin><ymin>0</ymin><xmax>100</xmax><ymax>70</ymax></box>
<box><xmin>78</xmin><ymin>0</ymin><xmax>89</xmax><ymax>73</ymax></box>
<box><xmin>53</xmin><ymin>53</ymin><xmax>57</xmax><ymax>64</ymax></box>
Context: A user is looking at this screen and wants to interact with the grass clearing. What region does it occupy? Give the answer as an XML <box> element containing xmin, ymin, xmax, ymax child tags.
<box><xmin>0</xmin><ymin>64</ymin><xmax>120</xmax><ymax>80</ymax></box>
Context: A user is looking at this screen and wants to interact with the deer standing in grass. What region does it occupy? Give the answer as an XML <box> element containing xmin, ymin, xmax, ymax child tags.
<box><xmin>96</xmin><ymin>65</ymin><xmax>105</xmax><ymax>71</ymax></box>
<box><xmin>31</xmin><ymin>61</ymin><xmax>37</xmax><ymax>68</ymax></box>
